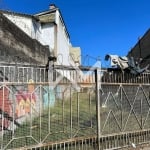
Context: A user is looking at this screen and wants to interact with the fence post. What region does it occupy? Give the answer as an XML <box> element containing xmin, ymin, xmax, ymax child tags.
<box><xmin>95</xmin><ymin>68</ymin><xmax>101</xmax><ymax>150</ymax></box>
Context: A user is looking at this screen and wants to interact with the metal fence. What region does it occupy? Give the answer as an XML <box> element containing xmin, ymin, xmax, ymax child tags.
<box><xmin>0</xmin><ymin>63</ymin><xmax>150</xmax><ymax>149</ymax></box>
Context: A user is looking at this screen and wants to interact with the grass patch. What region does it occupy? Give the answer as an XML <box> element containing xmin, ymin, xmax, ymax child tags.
<box><xmin>2</xmin><ymin>91</ymin><xmax>97</xmax><ymax>149</ymax></box>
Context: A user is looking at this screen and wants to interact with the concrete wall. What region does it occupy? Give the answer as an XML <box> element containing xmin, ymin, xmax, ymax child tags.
<box><xmin>0</xmin><ymin>13</ymin><xmax>50</xmax><ymax>65</ymax></box>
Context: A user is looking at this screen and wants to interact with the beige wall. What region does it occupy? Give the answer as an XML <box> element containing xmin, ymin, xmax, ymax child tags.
<box><xmin>69</xmin><ymin>47</ymin><xmax>81</xmax><ymax>65</ymax></box>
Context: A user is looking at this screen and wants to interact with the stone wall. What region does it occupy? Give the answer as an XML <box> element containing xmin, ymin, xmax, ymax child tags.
<box><xmin>0</xmin><ymin>12</ymin><xmax>50</xmax><ymax>65</ymax></box>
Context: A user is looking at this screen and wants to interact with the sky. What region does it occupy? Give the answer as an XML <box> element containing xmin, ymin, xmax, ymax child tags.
<box><xmin>1</xmin><ymin>0</ymin><xmax>150</xmax><ymax>66</ymax></box>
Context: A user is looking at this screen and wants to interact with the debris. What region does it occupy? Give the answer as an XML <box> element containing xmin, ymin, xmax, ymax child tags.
<box><xmin>105</xmin><ymin>54</ymin><xmax>149</xmax><ymax>75</ymax></box>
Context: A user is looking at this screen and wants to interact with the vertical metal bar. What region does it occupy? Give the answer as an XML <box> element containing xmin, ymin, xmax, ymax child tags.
<box><xmin>85</xmin><ymin>139</ymin><xmax>87</xmax><ymax>150</ymax></box>
<box><xmin>30</xmin><ymin>93</ymin><xmax>33</xmax><ymax>136</ymax></box>
<box><xmin>3</xmin><ymin>67</ymin><xmax>5</xmax><ymax>82</ymax></box>
<box><xmin>17</xmin><ymin>67</ymin><xmax>19</xmax><ymax>83</ymax></box>
<box><xmin>48</xmin><ymin>87</ymin><xmax>51</xmax><ymax>132</ymax></box>
<box><xmin>40</xmin><ymin>68</ymin><xmax>42</xmax><ymax>83</ymax></box>
<box><xmin>91</xmin><ymin>136</ymin><xmax>93</xmax><ymax>149</ymax></box>
<box><xmin>81</xmin><ymin>139</ymin><xmax>83</xmax><ymax>150</ymax></box>
<box><xmin>12</xmin><ymin>89</ymin><xmax>15</xmax><ymax>137</ymax></box>
<box><xmin>39</xmin><ymin>85</ymin><xmax>42</xmax><ymax>142</ymax></box>
<box><xmin>35</xmin><ymin>68</ymin><xmax>37</xmax><ymax>83</ymax></box>
<box><xmin>56</xmin><ymin>143</ymin><xmax>57</xmax><ymax>150</ymax></box>
<box><xmin>32</xmin><ymin>67</ymin><xmax>33</xmax><ymax>81</ymax></box>
<box><xmin>1</xmin><ymin>86</ymin><xmax>4</xmax><ymax>150</ymax></box>
<box><xmin>70</xmin><ymin>87</ymin><xmax>72</xmax><ymax>138</ymax></box>
<box><xmin>44</xmin><ymin>68</ymin><xmax>46</xmax><ymax>82</ymax></box>
<box><xmin>89</xmin><ymin>93</ymin><xmax>92</xmax><ymax>128</ymax></box>
<box><xmin>8</xmin><ymin>66</ymin><xmax>10</xmax><ymax>82</ymax></box>
<box><xmin>88</xmin><ymin>139</ymin><xmax>91</xmax><ymax>149</ymax></box>
<box><xmin>95</xmin><ymin>68</ymin><xmax>101</xmax><ymax>150</ymax></box>
<box><xmin>27</xmin><ymin>68</ymin><xmax>29</xmax><ymax>82</ymax></box>
<box><xmin>146</xmin><ymin>130</ymin><xmax>148</xmax><ymax>143</ymax></box>
<box><xmin>62</xmin><ymin>93</ymin><xmax>65</xmax><ymax>132</ymax></box>
<box><xmin>77</xmin><ymin>92</ymin><xmax>79</xmax><ymax>127</ymax></box>
<box><xmin>64</xmin><ymin>142</ymin><xmax>66</xmax><ymax>150</ymax></box>
<box><xmin>14</xmin><ymin>66</ymin><xmax>16</xmax><ymax>82</ymax></box>
<box><xmin>10</xmin><ymin>67</ymin><xmax>13</xmax><ymax>82</ymax></box>
<box><xmin>121</xmin><ymin>85</ymin><xmax>123</xmax><ymax>131</ymax></box>
<box><xmin>48</xmin><ymin>60</ymin><xmax>54</xmax><ymax>134</ymax></box>
<box><xmin>23</xmin><ymin>67</ymin><xmax>25</xmax><ymax>82</ymax></box>
<box><xmin>141</xmin><ymin>92</ymin><xmax>143</xmax><ymax>129</ymax></box>
<box><xmin>144</xmin><ymin>131</ymin><xmax>146</xmax><ymax>143</ymax></box>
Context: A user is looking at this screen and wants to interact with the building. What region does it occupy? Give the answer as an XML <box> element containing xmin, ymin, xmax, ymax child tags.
<box><xmin>0</xmin><ymin>12</ymin><xmax>50</xmax><ymax>65</ymax></box>
<box><xmin>127</xmin><ymin>28</ymin><xmax>150</xmax><ymax>69</ymax></box>
<box><xmin>0</xmin><ymin>4</ymin><xmax>81</xmax><ymax>66</ymax></box>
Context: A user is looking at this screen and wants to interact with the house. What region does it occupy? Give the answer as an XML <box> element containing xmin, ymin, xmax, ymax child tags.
<box><xmin>1</xmin><ymin>4</ymin><xmax>81</xmax><ymax>66</ymax></box>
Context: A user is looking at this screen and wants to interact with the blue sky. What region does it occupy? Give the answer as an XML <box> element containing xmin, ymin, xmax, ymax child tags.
<box><xmin>1</xmin><ymin>0</ymin><xmax>150</xmax><ymax>66</ymax></box>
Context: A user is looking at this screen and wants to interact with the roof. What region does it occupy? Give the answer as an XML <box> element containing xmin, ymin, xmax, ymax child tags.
<box><xmin>34</xmin><ymin>11</ymin><xmax>56</xmax><ymax>23</ymax></box>
<box><xmin>34</xmin><ymin>8</ymin><xmax>58</xmax><ymax>17</ymax></box>
<box><xmin>34</xmin><ymin>7</ymin><xmax>70</xmax><ymax>39</ymax></box>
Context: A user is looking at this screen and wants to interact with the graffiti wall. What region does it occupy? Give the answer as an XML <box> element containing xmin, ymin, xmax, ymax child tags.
<box><xmin>0</xmin><ymin>81</ymin><xmax>56</xmax><ymax>131</ymax></box>
<box><xmin>0</xmin><ymin>87</ymin><xmax>12</xmax><ymax>131</ymax></box>
<box><xmin>15</xmin><ymin>80</ymin><xmax>36</xmax><ymax>118</ymax></box>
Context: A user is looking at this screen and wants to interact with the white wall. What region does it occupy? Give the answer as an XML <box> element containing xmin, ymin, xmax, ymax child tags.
<box><xmin>56</xmin><ymin>10</ymin><xmax>71</xmax><ymax>66</ymax></box>
<box><xmin>41</xmin><ymin>23</ymin><xmax>54</xmax><ymax>51</ymax></box>
<box><xmin>3</xmin><ymin>13</ymin><xmax>50</xmax><ymax>48</ymax></box>
<box><xmin>4</xmin><ymin>14</ymin><xmax>34</xmax><ymax>38</ymax></box>
<box><xmin>32</xmin><ymin>20</ymin><xmax>41</xmax><ymax>41</ymax></box>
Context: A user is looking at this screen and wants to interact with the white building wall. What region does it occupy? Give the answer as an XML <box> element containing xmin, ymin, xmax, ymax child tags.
<box><xmin>4</xmin><ymin>14</ymin><xmax>34</xmax><ymax>38</ymax></box>
<box><xmin>56</xmin><ymin>11</ymin><xmax>71</xmax><ymax>66</ymax></box>
<box><xmin>41</xmin><ymin>23</ymin><xmax>54</xmax><ymax>51</ymax></box>
<box><xmin>57</xmin><ymin>25</ymin><xmax>70</xmax><ymax>65</ymax></box>
<box><xmin>3</xmin><ymin>13</ymin><xmax>49</xmax><ymax>48</ymax></box>
<box><xmin>32</xmin><ymin>20</ymin><xmax>41</xmax><ymax>40</ymax></box>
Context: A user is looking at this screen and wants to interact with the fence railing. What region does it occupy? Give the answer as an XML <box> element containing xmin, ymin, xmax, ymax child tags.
<box><xmin>0</xmin><ymin>64</ymin><xmax>48</xmax><ymax>83</ymax></box>
<box><xmin>0</xmin><ymin>64</ymin><xmax>150</xmax><ymax>149</ymax></box>
<box><xmin>101</xmin><ymin>69</ymin><xmax>150</xmax><ymax>84</ymax></box>
<box><xmin>0</xmin><ymin>64</ymin><xmax>150</xmax><ymax>84</ymax></box>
